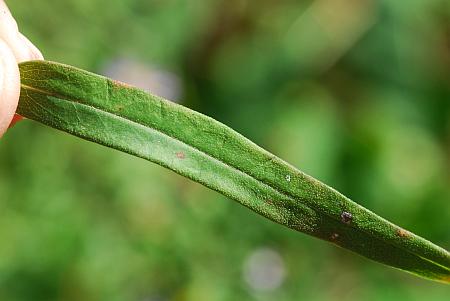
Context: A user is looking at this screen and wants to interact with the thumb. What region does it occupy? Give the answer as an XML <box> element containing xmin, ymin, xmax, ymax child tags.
<box><xmin>0</xmin><ymin>38</ymin><xmax>20</xmax><ymax>137</ymax></box>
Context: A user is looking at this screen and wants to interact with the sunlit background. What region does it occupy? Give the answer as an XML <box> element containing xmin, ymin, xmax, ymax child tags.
<box><xmin>1</xmin><ymin>0</ymin><xmax>450</xmax><ymax>300</ymax></box>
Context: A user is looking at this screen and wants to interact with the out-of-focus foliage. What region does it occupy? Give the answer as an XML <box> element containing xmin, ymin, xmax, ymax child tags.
<box><xmin>1</xmin><ymin>0</ymin><xmax>449</xmax><ymax>300</ymax></box>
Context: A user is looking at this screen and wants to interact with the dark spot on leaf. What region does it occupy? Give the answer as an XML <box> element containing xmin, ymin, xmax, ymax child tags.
<box><xmin>341</xmin><ymin>211</ymin><xmax>352</xmax><ymax>224</ymax></box>
<box><xmin>330</xmin><ymin>233</ymin><xmax>339</xmax><ymax>241</ymax></box>
<box><xmin>265</xmin><ymin>199</ymin><xmax>274</xmax><ymax>205</ymax></box>
<box><xmin>176</xmin><ymin>152</ymin><xmax>185</xmax><ymax>159</ymax></box>
<box><xmin>396</xmin><ymin>229</ymin><xmax>410</xmax><ymax>238</ymax></box>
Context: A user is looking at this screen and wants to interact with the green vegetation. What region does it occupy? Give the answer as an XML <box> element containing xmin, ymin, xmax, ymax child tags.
<box><xmin>1</xmin><ymin>0</ymin><xmax>450</xmax><ymax>300</ymax></box>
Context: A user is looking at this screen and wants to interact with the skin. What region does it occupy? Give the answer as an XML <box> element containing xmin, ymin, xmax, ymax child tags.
<box><xmin>0</xmin><ymin>0</ymin><xmax>43</xmax><ymax>137</ymax></box>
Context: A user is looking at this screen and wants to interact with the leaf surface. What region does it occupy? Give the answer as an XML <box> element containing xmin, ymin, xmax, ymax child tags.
<box><xmin>17</xmin><ymin>61</ymin><xmax>450</xmax><ymax>283</ymax></box>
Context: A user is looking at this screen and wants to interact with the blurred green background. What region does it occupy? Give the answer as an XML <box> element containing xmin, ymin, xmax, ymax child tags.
<box><xmin>1</xmin><ymin>0</ymin><xmax>450</xmax><ymax>300</ymax></box>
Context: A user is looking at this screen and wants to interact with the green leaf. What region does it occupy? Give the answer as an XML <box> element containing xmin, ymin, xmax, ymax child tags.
<box><xmin>17</xmin><ymin>60</ymin><xmax>450</xmax><ymax>283</ymax></box>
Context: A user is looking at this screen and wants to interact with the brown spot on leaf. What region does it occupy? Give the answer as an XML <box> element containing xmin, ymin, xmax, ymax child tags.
<box><xmin>112</xmin><ymin>79</ymin><xmax>132</xmax><ymax>88</ymax></box>
<box><xmin>176</xmin><ymin>152</ymin><xmax>185</xmax><ymax>159</ymax></box>
<box><xmin>396</xmin><ymin>229</ymin><xmax>410</xmax><ymax>238</ymax></box>
<box><xmin>265</xmin><ymin>199</ymin><xmax>274</xmax><ymax>206</ymax></box>
<box><xmin>330</xmin><ymin>233</ymin><xmax>339</xmax><ymax>241</ymax></box>
<box><xmin>341</xmin><ymin>211</ymin><xmax>353</xmax><ymax>224</ymax></box>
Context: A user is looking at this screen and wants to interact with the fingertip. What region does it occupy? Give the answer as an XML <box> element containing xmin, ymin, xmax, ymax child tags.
<box><xmin>19</xmin><ymin>33</ymin><xmax>44</xmax><ymax>61</ymax></box>
<box><xmin>0</xmin><ymin>2</ymin><xmax>31</xmax><ymax>63</ymax></box>
<box><xmin>0</xmin><ymin>38</ymin><xmax>20</xmax><ymax>137</ymax></box>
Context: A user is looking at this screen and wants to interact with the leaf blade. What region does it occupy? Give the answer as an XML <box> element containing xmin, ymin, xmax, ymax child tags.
<box><xmin>17</xmin><ymin>60</ymin><xmax>450</xmax><ymax>283</ymax></box>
